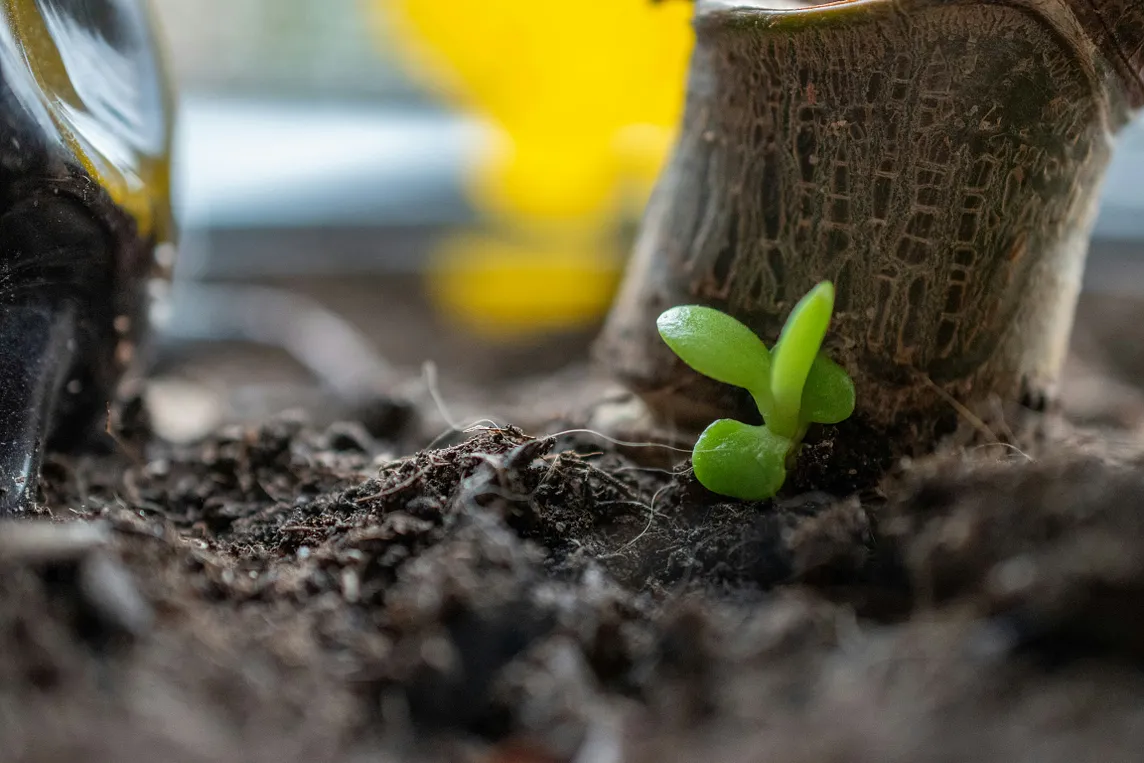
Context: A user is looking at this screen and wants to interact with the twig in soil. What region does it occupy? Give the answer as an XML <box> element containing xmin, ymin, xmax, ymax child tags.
<box><xmin>423</xmin><ymin>360</ymin><xmax>462</xmax><ymax>432</ymax></box>
<box><xmin>595</xmin><ymin>499</ymin><xmax>659</xmax><ymax>512</ymax></box>
<box><xmin>537</xmin><ymin>453</ymin><xmax>564</xmax><ymax>494</ymax></box>
<box><xmin>354</xmin><ymin>462</ymin><xmax>437</xmax><ymax>504</ymax></box>
<box><xmin>420</xmin><ymin>360</ymin><xmax>698</xmax><ymax>467</ymax></box>
<box><xmin>616</xmin><ymin>482</ymin><xmax>672</xmax><ymax>552</ymax></box>
<box><xmin>423</xmin><ymin>418</ymin><xmax>508</xmax><ymax>450</ymax></box>
<box><xmin>917</xmin><ymin>373</ymin><xmax>1034</xmax><ymax>461</ymax></box>
<box><xmin>421</xmin><ymin>360</ymin><xmax>503</xmax><ymax>449</ymax></box>
<box><xmin>575</xmin><ymin>461</ymin><xmax>643</xmax><ymax>501</ymax></box>
<box><xmin>968</xmin><ymin>442</ymin><xmax>1034</xmax><ymax>462</ymax></box>
<box><xmin>544</xmin><ymin>450</ymin><xmax>605</xmax><ymax>459</ymax></box>
<box><xmin>540</xmin><ymin>455</ymin><xmax>644</xmax><ymax>503</ymax></box>
<box><xmin>542</xmin><ymin>427</ymin><xmax>695</xmax><ymax>455</ymax></box>
<box><xmin>916</xmin><ymin>372</ymin><xmax>1002</xmax><ymax>444</ymax></box>
<box><xmin>611</xmin><ymin>464</ymin><xmax>686</xmax><ymax>477</ymax></box>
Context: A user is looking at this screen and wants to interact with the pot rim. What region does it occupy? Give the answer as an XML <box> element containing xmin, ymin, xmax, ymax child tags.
<box><xmin>696</xmin><ymin>0</ymin><xmax>955</xmax><ymax>29</ymax></box>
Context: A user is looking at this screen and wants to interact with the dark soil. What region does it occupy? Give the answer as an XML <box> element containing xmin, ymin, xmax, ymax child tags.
<box><xmin>6</xmin><ymin>297</ymin><xmax>1144</xmax><ymax>762</ymax></box>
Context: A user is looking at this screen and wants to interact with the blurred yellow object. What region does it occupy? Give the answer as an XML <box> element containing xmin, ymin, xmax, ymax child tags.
<box><xmin>429</xmin><ymin>232</ymin><xmax>622</xmax><ymax>338</ymax></box>
<box><xmin>368</xmin><ymin>0</ymin><xmax>694</xmax><ymax>337</ymax></box>
<box><xmin>374</xmin><ymin>0</ymin><xmax>693</xmax><ymax>223</ymax></box>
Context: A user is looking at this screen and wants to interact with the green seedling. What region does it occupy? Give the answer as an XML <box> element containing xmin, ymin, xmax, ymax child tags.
<box><xmin>656</xmin><ymin>281</ymin><xmax>855</xmax><ymax>501</ymax></box>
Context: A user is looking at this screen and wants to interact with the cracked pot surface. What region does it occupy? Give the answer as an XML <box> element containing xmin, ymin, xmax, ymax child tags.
<box><xmin>598</xmin><ymin>0</ymin><xmax>1144</xmax><ymax>457</ymax></box>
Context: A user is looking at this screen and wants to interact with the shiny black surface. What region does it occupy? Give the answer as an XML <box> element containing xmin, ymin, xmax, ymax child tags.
<box><xmin>0</xmin><ymin>305</ymin><xmax>75</xmax><ymax>512</ymax></box>
<box><xmin>0</xmin><ymin>0</ymin><xmax>173</xmax><ymax>513</ymax></box>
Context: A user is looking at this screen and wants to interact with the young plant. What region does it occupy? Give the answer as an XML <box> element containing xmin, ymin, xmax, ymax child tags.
<box><xmin>656</xmin><ymin>281</ymin><xmax>855</xmax><ymax>501</ymax></box>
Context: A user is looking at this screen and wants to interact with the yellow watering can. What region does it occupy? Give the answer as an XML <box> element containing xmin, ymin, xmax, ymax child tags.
<box><xmin>367</xmin><ymin>0</ymin><xmax>694</xmax><ymax>337</ymax></box>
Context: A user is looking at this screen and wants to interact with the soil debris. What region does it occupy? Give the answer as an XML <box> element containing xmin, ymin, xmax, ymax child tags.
<box><xmin>4</xmin><ymin>382</ymin><xmax>1144</xmax><ymax>762</ymax></box>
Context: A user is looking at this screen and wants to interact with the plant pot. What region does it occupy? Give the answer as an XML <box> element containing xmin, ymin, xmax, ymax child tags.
<box><xmin>597</xmin><ymin>0</ymin><xmax>1144</xmax><ymax>455</ymax></box>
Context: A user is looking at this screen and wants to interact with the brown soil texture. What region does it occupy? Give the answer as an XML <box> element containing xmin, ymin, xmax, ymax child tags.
<box><xmin>7</xmin><ymin>328</ymin><xmax>1144</xmax><ymax>761</ymax></box>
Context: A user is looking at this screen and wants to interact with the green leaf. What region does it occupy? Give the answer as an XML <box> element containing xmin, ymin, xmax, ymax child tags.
<box><xmin>657</xmin><ymin>305</ymin><xmax>771</xmax><ymax>395</ymax></box>
<box><xmin>691</xmin><ymin>419</ymin><xmax>790</xmax><ymax>501</ymax></box>
<box><xmin>801</xmin><ymin>353</ymin><xmax>856</xmax><ymax>424</ymax></box>
<box><xmin>768</xmin><ymin>281</ymin><xmax>834</xmax><ymax>438</ymax></box>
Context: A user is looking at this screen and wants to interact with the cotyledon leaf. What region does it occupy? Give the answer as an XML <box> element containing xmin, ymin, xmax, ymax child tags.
<box><xmin>657</xmin><ymin>305</ymin><xmax>770</xmax><ymax>395</ymax></box>
<box><xmin>768</xmin><ymin>281</ymin><xmax>834</xmax><ymax>438</ymax></box>
<box><xmin>801</xmin><ymin>353</ymin><xmax>856</xmax><ymax>425</ymax></box>
<box><xmin>691</xmin><ymin>418</ymin><xmax>791</xmax><ymax>501</ymax></box>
